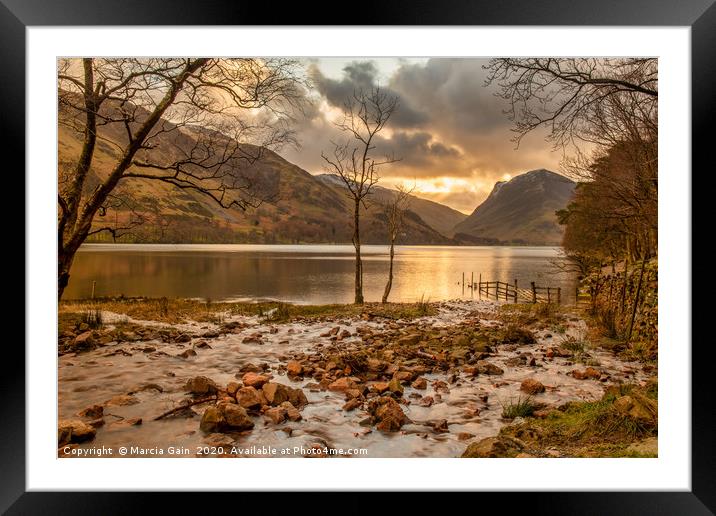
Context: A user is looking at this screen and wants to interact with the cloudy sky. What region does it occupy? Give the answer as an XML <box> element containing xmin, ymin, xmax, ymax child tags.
<box><xmin>279</xmin><ymin>58</ymin><xmax>563</xmax><ymax>214</ymax></box>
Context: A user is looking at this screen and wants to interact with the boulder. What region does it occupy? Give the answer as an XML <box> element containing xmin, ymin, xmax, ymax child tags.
<box><xmin>264</xmin><ymin>406</ymin><xmax>287</xmax><ymax>424</ymax></box>
<box><xmin>461</xmin><ymin>436</ymin><xmax>524</xmax><ymax>458</ymax></box>
<box><xmin>77</xmin><ymin>404</ymin><xmax>103</xmax><ymax>419</ymax></box>
<box><xmin>342</xmin><ymin>398</ymin><xmax>362</xmax><ymax>411</ymax></box>
<box><xmin>178</xmin><ymin>349</ymin><xmax>197</xmax><ymax>359</ymax></box>
<box><xmin>279</xmin><ymin>401</ymin><xmax>303</xmax><ymax>422</ymax></box>
<box><xmin>262</xmin><ymin>382</ymin><xmax>291</xmax><ymax>406</ymax></box>
<box><xmin>235</xmin><ymin>386</ymin><xmax>264</xmax><ymax>410</ymax></box>
<box><xmin>572</xmin><ymin>367</ymin><xmax>601</xmax><ymax>380</ymax></box>
<box><xmin>613</xmin><ymin>395</ymin><xmax>657</xmax><ymax>425</ymax></box>
<box><xmin>286</xmin><ymin>361</ymin><xmax>304</xmax><ymax>377</ymax></box>
<box><xmin>226</xmin><ymin>382</ymin><xmax>241</xmax><ymax>396</ymax></box>
<box><xmin>328</xmin><ymin>377</ymin><xmax>358</xmax><ymax>392</ymax></box>
<box><xmin>72</xmin><ymin>331</ymin><xmax>96</xmax><ymax>351</ymax></box>
<box><xmin>184</xmin><ymin>376</ymin><xmax>219</xmax><ymax>395</ymax></box>
<box><xmin>411</xmin><ymin>377</ymin><xmax>427</xmax><ymax>390</ymax></box>
<box><xmin>58</xmin><ymin>419</ymin><xmax>96</xmax><ymax>446</ymax></box>
<box><xmin>372</xmin><ymin>382</ymin><xmax>390</xmax><ymax>394</ymax></box>
<box><xmin>104</xmin><ymin>394</ymin><xmax>139</xmax><ymax>406</ymax></box>
<box><xmin>520</xmin><ymin>378</ymin><xmax>546</xmax><ymax>395</ymax></box>
<box><xmin>388</xmin><ymin>377</ymin><xmax>404</xmax><ymax>395</ymax></box>
<box><xmin>287</xmin><ymin>387</ymin><xmax>308</xmax><ymax>410</ymax></box>
<box><xmin>242</xmin><ymin>372</ymin><xmax>270</xmax><ymax>388</ymax></box>
<box><xmin>368</xmin><ymin>396</ymin><xmax>409</xmax><ymax>432</ymax></box>
<box><xmin>200</xmin><ymin>403</ymin><xmax>254</xmax><ymax>433</ymax></box>
<box><xmin>477</xmin><ymin>360</ymin><xmax>504</xmax><ymax>375</ymax></box>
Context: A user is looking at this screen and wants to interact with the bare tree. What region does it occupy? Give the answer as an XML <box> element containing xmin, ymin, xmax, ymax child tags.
<box><xmin>484</xmin><ymin>58</ymin><xmax>657</xmax><ymax>150</ymax></box>
<box><xmin>57</xmin><ymin>58</ymin><xmax>305</xmax><ymax>299</ymax></box>
<box><xmin>485</xmin><ymin>58</ymin><xmax>658</xmax><ymax>261</ymax></box>
<box><xmin>381</xmin><ymin>184</ymin><xmax>413</xmax><ymax>304</ymax></box>
<box><xmin>321</xmin><ymin>88</ymin><xmax>400</xmax><ymax>304</ymax></box>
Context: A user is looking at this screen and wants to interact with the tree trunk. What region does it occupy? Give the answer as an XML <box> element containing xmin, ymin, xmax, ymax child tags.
<box><xmin>353</xmin><ymin>199</ymin><xmax>363</xmax><ymax>304</ymax></box>
<box><xmin>382</xmin><ymin>239</ymin><xmax>395</xmax><ymax>304</ymax></box>
<box><xmin>58</xmin><ymin>244</ymin><xmax>77</xmax><ymax>301</ymax></box>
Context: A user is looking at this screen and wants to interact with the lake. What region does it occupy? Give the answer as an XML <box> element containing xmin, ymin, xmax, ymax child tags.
<box><xmin>64</xmin><ymin>244</ymin><xmax>577</xmax><ymax>304</ymax></box>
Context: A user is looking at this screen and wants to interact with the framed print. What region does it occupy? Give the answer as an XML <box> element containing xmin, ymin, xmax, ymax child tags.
<box><xmin>6</xmin><ymin>0</ymin><xmax>713</xmax><ymax>512</ymax></box>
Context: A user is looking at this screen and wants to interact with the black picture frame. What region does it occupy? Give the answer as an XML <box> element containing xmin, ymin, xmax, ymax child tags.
<box><xmin>5</xmin><ymin>0</ymin><xmax>711</xmax><ymax>513</ymax></box>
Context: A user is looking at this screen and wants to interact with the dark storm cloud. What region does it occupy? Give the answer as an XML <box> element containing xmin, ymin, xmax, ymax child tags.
<box><xmin>375</xmin><ymin>131</ymin><xmax>462</xmax><ymax>169</ymax></box>
<box><xmin>280</xmin><ymin>58</ymin><xmax>563</xmax><ymax>213</ymax></box>
<box><xmin>308</xmin><ymin>62</ymin><xmax>430</xmax><ymax>128</ymax></box>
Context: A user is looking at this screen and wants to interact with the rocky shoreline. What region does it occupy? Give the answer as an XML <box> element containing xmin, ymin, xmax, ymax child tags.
<box><xmin>58</xmin><ymin>299</ymin><xmax>655</xmax><ymax>458</ymax></box>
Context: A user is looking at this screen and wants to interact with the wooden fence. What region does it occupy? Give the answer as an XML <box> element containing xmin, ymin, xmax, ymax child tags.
<box><xmin>460</xmin><ymin>272</ymin><xmax>562</xmax><ymax>304</ymax></box>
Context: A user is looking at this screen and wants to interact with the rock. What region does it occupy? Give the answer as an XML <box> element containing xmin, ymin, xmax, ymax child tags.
<box><xmin>107</xmin><ymin>417</ymin><xmax>142</xmax><ymax>430</ymax></box>
<box><xmin>417</xmin><ymin>396</ymin><xmax>435</xmax><ymax>407</ymax></box>
<box><xmin>368</xmin><ymin>396</ymin><xmax>409</xmax><ymax>432</ymax></box>
<box><xmin>235</xmin><ymin>386</ymin><xmax>264</xmax><ymax>410</ymax></box>
<box><xmin>457</xmin><ymin>432</ymin><xmax>475</xmax><ymax>441</ymax></box>
<box><xmin>572</xmin><ymin>367</ymin><xmax>601</xmax><ymax>380</ymax></box>
<box><xmin>287</xmin><ymin>387</ymin><xmax>308</xmax><ymax>409</ymax></box>
<box><xmin>505</xmin><ymin>356</ymin><xmax>527</xmax><ymax>367</ymax></box>
<box><xmin>104</xmin><ymin>394</ymin><xmax>139</xmax><ymax>406</ymax></box>
<box><xmin>226</xmin><ymin>382</ymin><xmax>241</xmax><ymax>396</ymax></box>
<box><xmin>185</xmin><ymin>376</ymin><xmax>219</xmax><ymax>395</ymax></box>
<box><xmin>242</xmin><ymin>333</ymin><xmax>263</xmax><ymax>344</ymax></box>
<box><xmin>461</xmin><ymin>436</ymin><xmax>523</xmax><ymax>458</ymax></box>
<box><xmin>200</xmin><ymin>403</ymin><xmax>254</xmax><ymax>433</ymax></box>
<box><xmin>345</xmin><ymin>388</ymin><xmax>364</xmax><ymax>399</ymax></box>
<box><xmin>432</xmin><ymin>380</ymin><xmax>450</xmax><ymax>393</ymax></box>
<box><xmin>372</xmin><ymin>382</ymin><xmax>390</xmax><ymax>394</ymax></box>
<box><xmin>58</xmin><ymin>419</ymin><xmax>96</xmax><ymax>446</ymax></box>
<box><xmin>393</xmin><ymin>371</ymin><xmax>413</xmax><ymax>383</ymax></box>
<box><xmin>388</xmin><ymin>377</ymin><xmax>404</xmax><ymax>395</ymax></box>
<box><xmin>328</xmin><ymin>377</ymin><xmax>358</xmax><ymax>392</ymax></box>
<box><xmin>77</xmin><ymin>404</ymin><xmax>103</xmax><ymax>419</ymax></box>
<box><xmin>613</xmin><ymin>395</ymin><xmax>656</xmax><ymax>424</ymax></box>
<box><xmin>431</xmin><ymin>419</ymin><xmax>449</xmax><ymax>433</ymax></box>
<box><xmin>239</xmin><ymin>363</ymin><xmax>262</xmax><ymax>373</ymax></box>
<box><xmin>242</xmin><ymin>372</ymin><xmax>270</xmax><ymax>388</ymax></box>
<box><xmin>178</xmin><ymin>349</ymin><xmax>197</xmax><ymax>359</ymax></box>
<box><xmin>279</xmin><ymin>401</ymin><xmax>303</xmax><ymax>421</ymax></box>
<box><xmin>72</xmin><ymin>331</ymin><xmax>96</xmax><ymax>351</ymax></box>
<box><xmin>262</xmin><ymin>382</ymin><xmax>291</xmax><ymax>406</ymax></box>
<box><xmin>286</xmin><ymin>361</ymin><xmax>303</xmax><ymax>377</ymax></box>
<box><xmin>194</xmin><ymin>341</ymin><xmax>212</xmax><ymax>349</ymax></box>
<box><xmin>626</xmin><ymin>436</ymin><xmax>658</xmax><ymax>456</ymax></box>
<box><xmin>264</xmin><ymin>406</ymin><xmax>287</xmax><ymax>424</ymax></box>
<box><xmin>520</xmin><ymin>378</ymin><xmax>546</xmax><ymax>395</ymax></box>
<box><xmin>411</xmin><ymin>377</ymin><xmax>427</xmax><ymax>390</ymax></box>
<box><xmin>343</xmin><ymin>398</ymin><xmax>362</xmax><ymax>411</ymax></box>
<box><xmin>366</xmin><ymin>358</ymin><xmax>386</xmax><ymax>372</ymax></box>
<box><xmin>477</xmin><ymin>360</ymin><xmax>504</xmax><ymax>375</ymax></box>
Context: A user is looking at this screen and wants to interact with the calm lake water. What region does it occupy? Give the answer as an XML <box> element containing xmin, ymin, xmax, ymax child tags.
<box><xmin>65</xmin><ymin>244</ymin><xmax>577</xmax><ymax>304</ymax></box>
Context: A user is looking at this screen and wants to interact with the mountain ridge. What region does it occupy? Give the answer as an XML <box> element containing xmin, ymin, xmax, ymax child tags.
<box><xmin>451</xmin><ymin>169</ymin><xmax>576</xmax><ymax>246</ymax></box>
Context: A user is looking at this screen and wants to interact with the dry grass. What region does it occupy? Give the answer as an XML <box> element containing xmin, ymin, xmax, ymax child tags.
<box><xmin>59</xmin><ymin>297</ymin><xmax>438</xmax><ymax>325</ymax></box>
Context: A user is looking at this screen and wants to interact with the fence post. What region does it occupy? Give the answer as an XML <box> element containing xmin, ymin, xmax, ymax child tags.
<box><xmin>471</xmin><ymin>272</ymin><xmax>474</xmax><ymax>290</ymax></box>
<box><xmin>531</xmin><ymin>282</ymin><xmax>536</xmax><ymax>303</ymax></box>
<box><xmin>547</xmin><ymin>288</ymin><xmax>552</xmax><ymax>304</ymax></box>
<box><xmin>478</xmin><ymin>274</ymin><xmax>482</xmax><ymax>299</ymax></box>
<box><xmin>575</xmin><ymin>283</ymin><xmax>579</xmax><ymax>305</ymax></box>
<box><xmin>91</xmin><ymin>280</ymin><xmax>96</xmax><ymax>299</ymax></box>
<box><xmin>462</xmin><ymin>272</ymin><xmax>465</xmax><ymax>295</ymax></box>
<box><xmin>514</xmin><ymin>279</ymin><xmax>518</xmax><ymax>303</ymax></box>
<box><xmin>557</xmin><ymin>287</ymin><xmax>561</xmax><ymax>305</ymax></box>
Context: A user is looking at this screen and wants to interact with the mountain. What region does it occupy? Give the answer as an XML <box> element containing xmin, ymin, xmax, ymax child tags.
<box><xmin>58</xmin><ymin>101</ymin><xmax>454</xmax><ymax>245</ymax></box>
<box><xmin>314</xmin><ymin>174</ymin><xmax>467</xmax><ymax>236</ymax></box>
<box><xmin>452</xmin><ymin>169</ymin><xmax>576</xmax><ymax>245</ymax></box>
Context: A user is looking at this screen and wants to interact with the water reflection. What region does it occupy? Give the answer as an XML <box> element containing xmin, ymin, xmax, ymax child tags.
<box><xmin>65</xmin><ymin>244</ymin><xmax>576</xmax><ymax>304</ymax></box>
